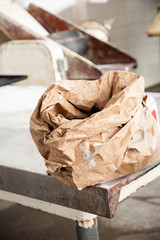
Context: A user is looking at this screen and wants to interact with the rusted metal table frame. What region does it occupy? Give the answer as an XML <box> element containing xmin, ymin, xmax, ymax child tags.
<box><xmin>0</xmin><ymin>163</ymin><xmax>160</xmax><ymax>240</ymax></box>
<box><xmin>0</xmin><ymin>128</ymin><xmax>160</xmax><ymax>240</ymax></box>
<box><xmin>1</xmin><ymin>161</ymin><xmax>160</xmax><ymax>219</ymax></box>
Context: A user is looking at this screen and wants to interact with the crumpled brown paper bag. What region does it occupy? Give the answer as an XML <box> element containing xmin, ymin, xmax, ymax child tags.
<box><xmin>30</xmin><ymin>71</ymin><xmax>160</xmax><ymax>189</ymax></box>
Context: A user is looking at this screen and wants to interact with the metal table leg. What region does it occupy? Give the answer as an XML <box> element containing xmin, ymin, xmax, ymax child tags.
<box><xmin>76</xmin><ymin>218</ymin><xmax>99</xmax><ymax>240</ymax></box>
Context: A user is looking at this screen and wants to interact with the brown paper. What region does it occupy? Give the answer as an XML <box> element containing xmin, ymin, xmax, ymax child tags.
<box><xmin>30</xmin><ymin>71</ymin><xmax>160</xmax><ymax>189</ymax></box>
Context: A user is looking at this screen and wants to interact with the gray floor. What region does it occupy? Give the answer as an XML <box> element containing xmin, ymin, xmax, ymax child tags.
<box><xmin>0</xmin><ymin>177</ymin><xmax>160</xmax><ymax>240</ymax></box>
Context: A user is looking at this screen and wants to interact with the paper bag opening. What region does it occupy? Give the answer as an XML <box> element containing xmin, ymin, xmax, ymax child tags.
<box><xmin>30</xmin><ymin>71</ymin><xmax>160</xmax><ymax>189</ymax></box>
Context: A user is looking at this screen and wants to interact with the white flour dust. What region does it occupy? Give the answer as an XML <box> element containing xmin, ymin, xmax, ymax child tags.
<box><xmin>79</xmin><ymin>144</ymin><xmax>96</xmax><ymax>168</ymax></box>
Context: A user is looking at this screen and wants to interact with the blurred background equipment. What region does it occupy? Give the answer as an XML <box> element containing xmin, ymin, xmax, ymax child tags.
<box><xmin>0</xmin><ymin>1</ymin><xmax>160</xmax><ymax>240</ymax></box>
<box><xmin>0</xmin><ymin>39</ymin><xmax>67</xmax><ymax>85</ymax></box>
<box><xmin>0</xmin><ymin>3</ymin><xmax>137</xmax><ymax>85</ymax></box>
<box><xmin>28</xmin><ymin>4</ymin><xmax>137</xmax><ymax>73</ymax></box>
<box><xmin>79</xmin><ymin>18</ymin><xmax>115</xmax><ymax>42</ymax></box>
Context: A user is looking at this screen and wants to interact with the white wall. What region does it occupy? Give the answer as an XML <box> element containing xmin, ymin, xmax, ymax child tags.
<box><xmin>86</xmin><ymin>0</ymin><xmax>160</xmax><ymax>88</ymax></box>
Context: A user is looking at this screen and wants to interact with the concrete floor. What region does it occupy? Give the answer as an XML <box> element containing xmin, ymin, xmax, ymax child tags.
<box><xmin>0</xmin><ymin>176</ymin><xmax>160</xmax><ymax>240</ymax></box>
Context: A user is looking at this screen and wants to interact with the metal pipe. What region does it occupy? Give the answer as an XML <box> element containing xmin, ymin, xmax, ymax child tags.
<box><xmin>76</xmin><ymin>218</ymin><xmax>99</xmax><ymax>240</ymax></box>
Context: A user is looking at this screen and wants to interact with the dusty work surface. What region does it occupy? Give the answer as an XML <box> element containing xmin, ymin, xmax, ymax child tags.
<box><xmin>0</xmin><ymin>176</ymin><xmax>160</xmax><ymax>240</ymax></box>
<box><xmin>0</xmin><ymin>127</ymin><xmax>160</xmax><ymax>219</ymax></box>
<box><xmin>0</xmin><ymin>86</ymin><xmax>160</xmax><ymax>233</ymax></box>
<box><xmin>0</xmin><ymin>86</ymin><xmax>160</xmax><ymax>218</ymax></box>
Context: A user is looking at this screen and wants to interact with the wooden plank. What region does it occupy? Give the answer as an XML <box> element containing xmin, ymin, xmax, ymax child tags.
<box><xmin>148</xmin><ymin>11</ymin><xmax>160</xmax><ymax>36</ymax></box>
